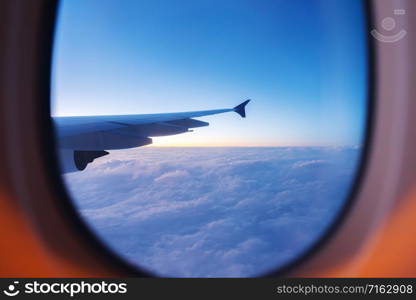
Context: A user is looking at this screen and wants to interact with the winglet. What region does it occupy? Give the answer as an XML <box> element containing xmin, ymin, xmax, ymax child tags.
<box><xmin>233</xmin><ymin>99</ymin><xmax>251</xmax><ymax>118</ymax></box>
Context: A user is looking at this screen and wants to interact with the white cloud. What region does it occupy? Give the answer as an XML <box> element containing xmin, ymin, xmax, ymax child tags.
<box><xmin>292</xmin><ymin>159</ymin><xmax>327</xmax><ymax>168</ymax></box>
<box><xmin>62</xmin><ymin>147</ymin><xmax>360</xmax><ymax>277</ymax></box>
<box><xmin>154</xmin><ymin>169</ymin><xmax>190</xmax><ymax>183</ymax></box>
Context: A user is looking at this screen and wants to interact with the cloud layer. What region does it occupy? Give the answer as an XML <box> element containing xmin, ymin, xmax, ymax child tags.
<box><xmin>63</xmin><ymin>147</ymin><xmax>360</xmax><ymax>277</ymax></box>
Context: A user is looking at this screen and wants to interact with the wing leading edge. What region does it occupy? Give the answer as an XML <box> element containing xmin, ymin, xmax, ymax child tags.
<box><xmin>54</xmin><ymin>99</ymin><xmax>250</xmax><ymax>173</ymax></box>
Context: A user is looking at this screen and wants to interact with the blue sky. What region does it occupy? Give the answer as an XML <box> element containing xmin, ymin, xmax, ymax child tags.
<box><xmin>52</xmin><ymin>0</ymin><xmax>368</xmax><ymax>146</ymax></box>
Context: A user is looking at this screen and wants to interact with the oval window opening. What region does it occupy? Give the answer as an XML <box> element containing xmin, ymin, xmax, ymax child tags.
<box><xmin>51</xmin><ymin>0</ymin><xmax>369</xmax><ymax>277</ymax></box>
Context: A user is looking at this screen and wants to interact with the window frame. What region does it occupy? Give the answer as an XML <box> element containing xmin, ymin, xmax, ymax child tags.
<box><xmin>1</xmin><ymin>0</ymin><xmax>415</xmax><ymax>277</ymax></box>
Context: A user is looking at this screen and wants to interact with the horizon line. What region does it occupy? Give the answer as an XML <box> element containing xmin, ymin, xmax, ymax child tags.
<box><xmin>145</xmin><ymin>145</ymin><xmax>361</xmax><ymax>148</ymax></box>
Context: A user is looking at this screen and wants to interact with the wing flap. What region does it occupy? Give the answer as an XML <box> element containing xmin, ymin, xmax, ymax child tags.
<box><xmin>166</xmin><ymin>118</ymin><xmax>209</xmax><ymax>128</ymax></box>
<box><xmin>57</xmin><ymin>118</ymin><xmax>208</xmax><ymax>150</ymax></box>
<box><xmin>59</xmin><ymin>131</ymin><xmax>152</xmax><ymax>150</ymax></box>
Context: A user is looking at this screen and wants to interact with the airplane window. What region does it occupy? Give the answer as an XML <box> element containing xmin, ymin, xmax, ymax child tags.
<box><xmin>51</xmin><ymin>0</ymin><xmax>369</xmax><ymax>277</ymax></box>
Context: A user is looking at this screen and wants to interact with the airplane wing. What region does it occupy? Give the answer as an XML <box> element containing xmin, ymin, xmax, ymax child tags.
<box><xmin>54</xmin><ymin>100</ymin><xmax>250</xmax><ymax>173</ymax></box>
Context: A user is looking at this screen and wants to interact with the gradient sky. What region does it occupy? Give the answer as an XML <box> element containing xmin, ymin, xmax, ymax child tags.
<box><xmin>52</xmin><ymin>0</ymin><xmax>368</xmax><ymax>147</ymax></box>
